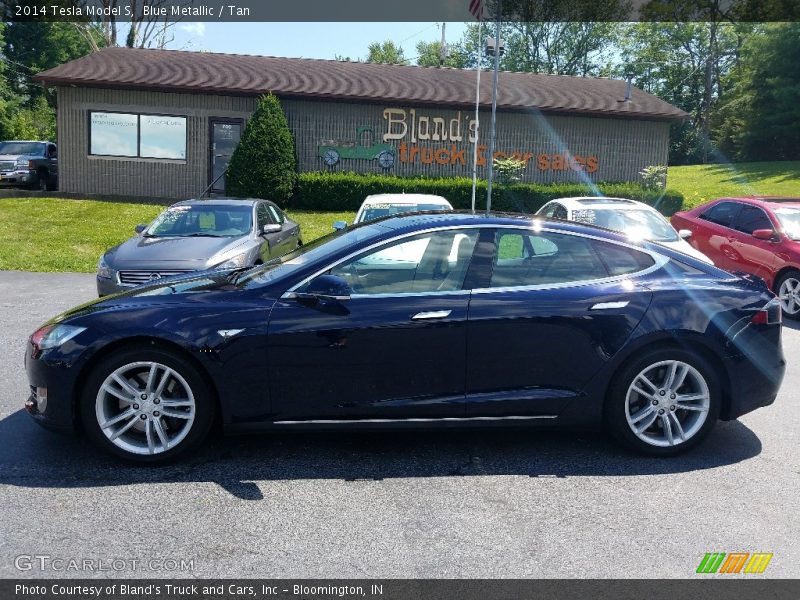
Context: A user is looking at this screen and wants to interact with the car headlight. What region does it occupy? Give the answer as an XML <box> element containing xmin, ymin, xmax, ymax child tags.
<box><xmin>30</xmin><ymin>324</ymin><xmax>86</xmax><ymax>351</ymax></box>
<box><xmin>213</xmin><ymin>254</ymin><xmax>249</xmax><ymax>270</ymax></box>
<box><xmin>97</xmin><ymin>255</ymin><xmax>114</xmax><ymax>279</ymax></box>
<box><xmin>15</xmin><ymin>158</ymin><xmax>30</xmax><ymax>169</ymax></box>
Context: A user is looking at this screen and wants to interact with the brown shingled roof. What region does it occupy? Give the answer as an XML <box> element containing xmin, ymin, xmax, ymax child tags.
<box><xmin>35</xmin><ymin>47</ymin><xmax>687</xmax><ymax>121</ymax></box>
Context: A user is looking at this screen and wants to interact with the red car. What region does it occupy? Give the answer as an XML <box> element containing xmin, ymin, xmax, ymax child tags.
<box><xmin>672</xmin><ymin>196</ymin><xmax>800</xmax><ymax>319</ymax></box>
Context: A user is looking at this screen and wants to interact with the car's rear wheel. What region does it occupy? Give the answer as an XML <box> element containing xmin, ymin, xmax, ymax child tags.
<box><xmin>776</xmin><ymin>270</ymin><xmax>800</xmax><ymax>320</ymax></box>
<box><xmin>605</xmin><ymin>348</ymin><xmax>720</xmax><ymax>456</ymax></box>
<box><xmin>81</xmin><ymin>347</ymin><xmax>214</xmax><ymax>463</ymax></box>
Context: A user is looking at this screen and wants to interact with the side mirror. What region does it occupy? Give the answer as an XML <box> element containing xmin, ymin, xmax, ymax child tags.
<box><xmin>332</xmin><ymin>220</ymin><xmax>348</xmax><ymax>231</ymax></box>
<box><xmin>678</xmin><ymin>229</ymin><xmax>692</xmax><ymax>240</ymax></box>
<box><xmin>752</xmin><ymin>228</ymin><xmax>776</xmax><ymax>241</ymax></box>
<box><xmin>295</xmin><ymin>274</ymin><xmax>352</xmax><ymax>302</ymax></box>
<box><xmin>134</xmin><ymin>224</ymin><xmax>147</xmax><ymax>234</ymax></box>
<box><xmin>262</xmin><ymin>223</ymin><xmax>282</xmax><ymax>235</ymax></box>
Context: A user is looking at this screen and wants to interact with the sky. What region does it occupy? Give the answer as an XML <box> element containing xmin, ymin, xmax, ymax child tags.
<box><xmin>166</xmin><ymin>22</ymin><xmax>469</xmax><ymax>61</ymax></box>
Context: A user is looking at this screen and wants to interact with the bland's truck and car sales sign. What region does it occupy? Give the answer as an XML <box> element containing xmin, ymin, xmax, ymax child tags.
<box><xmin>35</xmin><ymin>47</ymin><xmax>685</xmax><ymax>201</ymax></box>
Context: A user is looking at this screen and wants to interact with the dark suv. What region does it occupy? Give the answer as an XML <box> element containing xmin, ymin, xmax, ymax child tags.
<box><xmin>0</xmin><ymin>140</ymin><xmax>58</xmax><ymax>190</ymax></box>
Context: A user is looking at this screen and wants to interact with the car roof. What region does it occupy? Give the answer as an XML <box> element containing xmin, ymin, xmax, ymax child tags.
<box><xmin>0</xmin><ymin>140</ymin><xmax>48</xmax><ymax>143</ymax></box>
<box><xmin>371</xmin><ymin>211</ymin><xmax>635</xmax><ymax>243</ymax></box>
<box><xmin>362</xmin><ymin>193</ymin><xmax>451</xmax><ymax>206</ymax></box>
<box><xmin>547</xmin><ymin>196</ymin><xmax>649</xmax><ymax>210</ymax></box>
<box><xmin>710</xmin><ymin>196</ymin><xmax>800</xmax><ymax>209</ymax></box>
<box><xmin>171</xmin><ymin>197</ymin><xmax>266</xmax><ymax>207</ymax></box>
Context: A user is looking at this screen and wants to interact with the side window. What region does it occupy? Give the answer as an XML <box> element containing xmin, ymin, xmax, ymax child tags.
<box><xmin>595</xmin><ymin>240</ymin><xmax>655</xmax><ymax>276</ymax></box>
<box><xmin>733</xmin><ymin>205</ymin><xmax>773</xmax><ymax>235</ymax></box>
<box><xmin>48</xmin><ymin>144</ymin><xmax>57</xmax><ymax>158</ymax></box>
<box><xmin>490</xmin><ymin>230</ymin><xmax>607</xmax><ymax>288</ymax></box>
<box><xmin>267</xmin><ymin>204</ymin><xmax>285</xmax><ymax>225</ymax></box>
<box><xmin>541</xmin><ymin>203</ymin><xmax>557</xmax><ymax>218</ymax></box>
<box><xmin>256</xmin><ymin>204</ymin><xmax>271</xmax><ymax>229</ymax></box>
<box><xmin>318</xmin><ymin>230</ymin><xmax>479</xmax><ymax>295</ymax></box>
<box><xmin>554</xmin><ymin>204</ymin><xmax>568</xmax><ymax>220</ymax></box>
<box><xmin>700</xmin><ymin>201</ymin><xmax>741</xmax><ymax>228</ymax></box>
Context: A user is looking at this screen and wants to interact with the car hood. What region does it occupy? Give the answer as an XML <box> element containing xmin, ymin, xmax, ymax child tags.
<box><xmin>0</xmin><ymin>153</ymin><xmax>38</xmax><ymax>162</ymax></box>
<box><xmin>107</xmin><ymin>235</ymin><xmax>248</xmax><ymax>268</ymax></box>
<box><xmin>51</xmin><ymin>270</ymin><xmax>250</xmax><ymax>324</ymax></box>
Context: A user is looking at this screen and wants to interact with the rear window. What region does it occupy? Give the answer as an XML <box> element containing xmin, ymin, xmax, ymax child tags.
<box><xmin>733</xmin><ymin>205</ymin><xmax>773</xmax><ymax>234</ymax></box>
<box><xmin>700</xmin><ymin>201</ymin><xmax>741</xmax><ymax>228</ymax></box>
<box><xmin>489</xmin><ymin>229</ymin><xmax>654</xmax><ymax>288</ymax></box>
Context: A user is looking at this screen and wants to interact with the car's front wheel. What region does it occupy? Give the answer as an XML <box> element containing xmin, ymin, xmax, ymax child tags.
<box><xmin>81</xmin><ymin>346</ymin><xmax>215</xmax><ymax>463</ymax></box>
<box><xmin>605</xmin><ymin>348</ymin><xmax>720</xmax><ymax>456</ymax></box>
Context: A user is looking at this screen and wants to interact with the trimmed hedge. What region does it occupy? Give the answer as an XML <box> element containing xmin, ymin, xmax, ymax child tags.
<box><xmin>291</xmin><ymin>172</ymin><xmax>685</xmax><ymax>215</ymax></box>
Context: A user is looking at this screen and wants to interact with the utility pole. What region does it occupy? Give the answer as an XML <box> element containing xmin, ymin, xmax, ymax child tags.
<box><xmin>439</xmin><ymin>22</ymin><xmax>447</xmax><ymax>67</ymax></box>
<box><xmin>470</xmin><ymin>18</ymin><xmax>483</xmax><ymax>214</ymax></box>
<box><xmin>485</xmin><ymin>0</ymin><xmax>502</xmax><ymax>214</ymax></box>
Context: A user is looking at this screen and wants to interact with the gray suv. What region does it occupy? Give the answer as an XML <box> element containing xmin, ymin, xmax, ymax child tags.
<box><xmin>0</xmin><ymin>140</ymin><xmax>58</xmax><ymax>190</ymax></box>
<box><xmin>97</xmin><ymin>198</ymin><xmax>301</xmax><ymax>296</ymax></box>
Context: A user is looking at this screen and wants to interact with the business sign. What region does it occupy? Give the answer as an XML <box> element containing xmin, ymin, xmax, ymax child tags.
<box><xmin>382</xmin><ymin>107</ymin><xmax>599</xmax><ymax>174</ymax></box>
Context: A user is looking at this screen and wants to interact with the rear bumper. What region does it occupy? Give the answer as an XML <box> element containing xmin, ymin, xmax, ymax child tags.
<box><xmin>721</xmin><ymin>324</ymin><xmax>786</xmax><ymax>420</ymax></box>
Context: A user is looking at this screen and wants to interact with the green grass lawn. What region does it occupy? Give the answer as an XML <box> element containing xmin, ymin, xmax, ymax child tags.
<box><xmin>0</xmin><ymin>197</ymin><xmax>354</xmax><ymax>273</ymax></box>
<box><xmin>2</xmin><ymin>161</ymin><xmax>798</xmax><ymax>273</ymax></box>
<box><xmin>667</xmin><ymin>161</ymin><xmax>800</xmax><ymax>210</ymax></box>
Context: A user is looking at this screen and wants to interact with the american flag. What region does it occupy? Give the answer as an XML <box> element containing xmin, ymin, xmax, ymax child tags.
<box><xmin>468</xmin><ymin>0</ymin><xmax>483</xmax><ymax>20</ymax></box>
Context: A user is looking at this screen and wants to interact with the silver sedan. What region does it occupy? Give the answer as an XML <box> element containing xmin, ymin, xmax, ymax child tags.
<box><xmin>97</xmin><ymin>198</ymin><xmax>301</xmax><ymax>296</ymax></box>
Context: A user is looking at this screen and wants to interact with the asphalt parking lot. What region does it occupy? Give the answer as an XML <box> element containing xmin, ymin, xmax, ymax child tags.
<box><xmin>0</xmin><ymin>270</ymin><xmax>797</xmax><ymax>578</ymax></box>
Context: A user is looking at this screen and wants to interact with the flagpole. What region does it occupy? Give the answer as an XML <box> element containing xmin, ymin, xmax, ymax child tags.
<box><xmin>470</xmin><ymin>16</ymin><xmax>483</xmax><ymax>215</ymax></box>
<box><xmin>485</xmin><ymin>0</ymin><xmax>501</xmax><ymax>214</ymax></box>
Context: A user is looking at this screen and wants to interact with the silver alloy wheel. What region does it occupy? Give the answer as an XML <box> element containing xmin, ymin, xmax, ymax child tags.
<box><xmin>95</xmin><ymin>361</ymin><xmax>196</xmax><ymax>455</ymax></box>
<box><xmin>778</xmin><ymin>276</ymin><xmax>800</xmax><ymax>315</ymax></box>
<box><xmin>625</xmin><ymin>360</ymin><xmax>710</xmax><ymax>447</ymax></box>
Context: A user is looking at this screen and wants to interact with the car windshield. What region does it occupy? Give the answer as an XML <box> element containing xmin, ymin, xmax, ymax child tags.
<box><xmin>357</xmin><ymin>203</ymin><xmax>450</xmax><ymax>223</ymax></box>
<box><xmin>145</xmin><ymin>204</ymin><xmax>253</xmax><ymax>237</ymax></box>
<box><xmin>774</xmin><ymin>207</ymin><xmax>800</xmax><ymax>240</ymax></box>
<box><xmin>237</xmin><ymin>223</ymin><xmax>386</xmax><ymax>288</ymax></box>
<box><xmin>572</xmin><ymin>208</ymin><xmax>679</xmax><ymax>242</ymax></box>
<box><xmin>0</xmin><ymin>141</ymin><xmax>45</xmax><ymax>155</ymax></box>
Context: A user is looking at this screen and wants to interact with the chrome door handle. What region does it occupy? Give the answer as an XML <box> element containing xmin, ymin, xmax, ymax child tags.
<box><xmin>590</xmin><ymin>301</ymin><xmax>629</xmax><ymax>310</ymax></box>
<box><xmin>412</xmin><ymin>310</ymin><xmax>452</xmax><ymax>320</ymax></box>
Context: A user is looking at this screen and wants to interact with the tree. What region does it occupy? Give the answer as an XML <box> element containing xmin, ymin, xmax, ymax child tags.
<box><xmin>415</xmin><ymin>40</ymin><xmax>469</xmax><ymax>68</ymax></box>
<box><xmin>225</xmin><ymin>94</ymin><xmax>297</xmax><ymax>204</ymax></box>
<box><xmin>365</xmin><ymin>41</ymin><xmax>408</xmax><ymax>65</ymax></box>
<box><xmin>71</xmin><ymin>0</ymin><xmax>195</xmax><ymax>50</ymax></box>
<box><xmin>714</xmin><ymin>23</ymin><xmax>800</xmax><ymax>161</ymax></box>
<box><xmin>3</xmin><ymin>22</ymin><xmax>99</xmax><ymax>109</ymax></box>
<box><xmin>615</xmin><ymin>21</ymin><xmax>755</xmax><ymax>164</ymax></box>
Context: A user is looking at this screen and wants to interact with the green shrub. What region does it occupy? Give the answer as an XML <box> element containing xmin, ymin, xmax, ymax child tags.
<box><xmin>225</xmin><ymin>94</ymin><xmax>297</xmax><ymax>203</ymax></box>
<box><xmin>291</xmin><ymin>172</ymin><xmax>685</xmax><ymax>215</ymax></box>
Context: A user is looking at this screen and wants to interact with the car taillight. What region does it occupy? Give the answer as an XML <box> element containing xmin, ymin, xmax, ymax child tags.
<box><xmin>751</xmin><ymin>298</ymin><xmax>782</xmax><ymax>325</ymax></box>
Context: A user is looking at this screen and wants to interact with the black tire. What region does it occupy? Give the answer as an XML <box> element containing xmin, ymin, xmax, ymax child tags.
<box><xmin>37</xmin><ymin>170</ymin><xmax>49</xmax><ymax>191</ymax></box>
<box><xmin>604</xmin><ymin>347</ymin><xmax>720</xmax><ymax>457</ymax></box>
<box><xmin>80</xmin><ymin>346</ymin><xmax>215</xmax><ymax>464</ymax></box>
<box><xmin>775</xmin><ymin>270</ymin><xmax>800</xmax><ymax>320</ymax></box>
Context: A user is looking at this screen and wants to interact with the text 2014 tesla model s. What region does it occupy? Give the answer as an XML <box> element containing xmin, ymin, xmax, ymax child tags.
<box><xmin>25</xmin><ymin>213</ymin><xmax>785</xmax><ymax>463</ymax></box>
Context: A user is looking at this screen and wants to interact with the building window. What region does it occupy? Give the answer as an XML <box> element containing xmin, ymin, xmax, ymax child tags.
<box><xmin>89</xmin><ymin>111</ymin><xmax>187</xmax><ymax>160</ymax></box>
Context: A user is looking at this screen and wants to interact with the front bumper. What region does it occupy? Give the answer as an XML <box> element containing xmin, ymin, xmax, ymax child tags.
<box><xmin>24</xmin><ymin>342</ymin><xmax>80</xmax><ymax>434</ymax></box>
<box><xmin>0</xmin><ymin>170</ymin><xmax>34</xmax><ymax>184</ymax></box>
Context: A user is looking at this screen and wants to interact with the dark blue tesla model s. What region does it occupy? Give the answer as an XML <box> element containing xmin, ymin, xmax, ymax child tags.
<box><xmin>25</xmin><ymin>213</ymin><xmax>785</xmax><ymax>463</ymax></box>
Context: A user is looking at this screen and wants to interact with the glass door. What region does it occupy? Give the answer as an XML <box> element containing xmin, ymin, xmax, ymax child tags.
<box><xmin>209</xmin><ymin>119</ymin><xmax>242</xmax><ymax>194</ymax></box>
